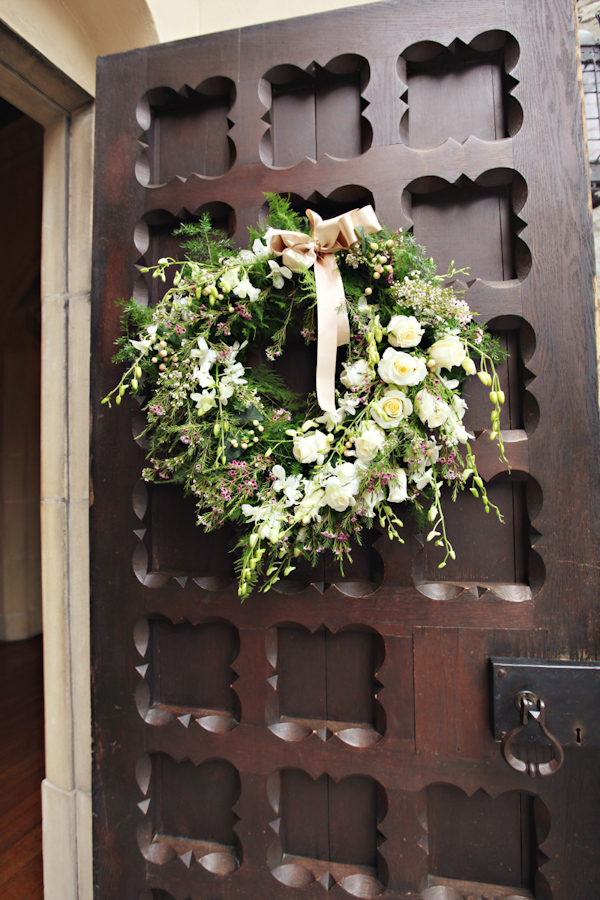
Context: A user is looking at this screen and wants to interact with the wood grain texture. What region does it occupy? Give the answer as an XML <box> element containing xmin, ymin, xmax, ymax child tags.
<box><xmin>0</xmin><ymin>637</ymin><xmax>43</xmax><ymax>900</ymax></box>
<box><xmin>91</xmin><ymin>1</ymin><xmax>600</xmax><ymax>898</ymax></box>
<box><xmin>414</xmin><ymin>627</ymin><xmax>547</xmax><ymax>759</ymax></box>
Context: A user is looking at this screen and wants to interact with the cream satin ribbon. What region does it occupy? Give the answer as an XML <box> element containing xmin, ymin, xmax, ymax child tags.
<box><xmin>265</xmin><ymin>205</ymin><xmax>381</xmax><ymax>412</ymax></box>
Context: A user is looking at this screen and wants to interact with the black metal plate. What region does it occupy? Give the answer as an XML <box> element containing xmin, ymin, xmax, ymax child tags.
<box><xmin>491</xmin><ymin>657</ymin><xmax>600</xmax><ymax>747</ymax></box>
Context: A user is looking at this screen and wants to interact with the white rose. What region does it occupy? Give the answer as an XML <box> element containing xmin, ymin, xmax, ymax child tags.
<box><xmin>354</xmin><ymin>423</ymin><xmax>386</xmax><ymax>463</ymax></box>
<box><xmin>428</xmin><ymin>334</ymin><xmax>466</xmax><ymax>372</ymax></box>
<box><xmin>387</xmin><ymin>314</ymin><xmax>424</xmax><ymax>348</ymax></box>
<box><xmin>388</xmin><ymin>468</ymin><xmax>408</xmax><ymax>503</ymax></box>
<box><xmin>414</xmin><ymin>389</ymin><xmax>451</xmax><ymax>428</ymax></box>
<box><xmin>340</xmin><ymin>358</ymin><xmax>369</xmax><ymax>390</ymax></box>
<box><xmin>324</xmin><ymin>477</ymin><xmax>357</xmax><ymax>512</ymax></box>
<box><xmin>378</xmin><ymin>347</ymin><xmax>427</xmax><ymax>387</ymax></box>
<box><xmin>371</xmin><ymin>389</ymin><xmax>413</xmax><ymax>429</ymax></box>
<box><xmin>293</xmin><ymin>430</ymin><xmax>330</xmax><ymax>465</ymax></box>
<box><xmin>336</xmin><ymin>461</ymin><xmax>361</xmax><ymax>494</ymax></box>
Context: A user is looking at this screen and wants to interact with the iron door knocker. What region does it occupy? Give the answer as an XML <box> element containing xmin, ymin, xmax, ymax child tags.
<box><xmin>501</xmin><ymin>690</ymin><xmax>564</xmax><ymax>776</ymax></box>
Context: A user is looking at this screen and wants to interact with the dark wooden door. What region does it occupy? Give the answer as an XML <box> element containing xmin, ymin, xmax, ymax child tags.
<box><xmin>91</xmin><ymin>2</ymin><xmax>600</xmax><ymax>898</ymax></box>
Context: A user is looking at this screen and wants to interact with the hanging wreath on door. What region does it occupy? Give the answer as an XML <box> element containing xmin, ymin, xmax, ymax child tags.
<box><xmin>104</xmin><ymin>195</ymin><xmax>507</xmax><ymax>599</ymax></box>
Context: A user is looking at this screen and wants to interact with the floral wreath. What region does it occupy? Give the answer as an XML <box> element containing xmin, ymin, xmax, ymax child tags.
<box><xmin>104</xmin><ymin>194</ymin><xmax>507</xmax><ymax>599</ymax></box>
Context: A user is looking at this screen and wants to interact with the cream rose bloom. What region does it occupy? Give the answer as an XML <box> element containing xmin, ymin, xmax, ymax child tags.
<box><xmin>340</xmin><ymin>358</ymin><xmax>369</xmax><ymax>390</ymax></box>
<box><xmin>387</xmin><ymin>314</ymin><xmax>424</xmax><ymax>348</ymax></box>
<box><xmin>293</xmin><ymin>430</ymin><xmax>330</xmax><ymax>465</ymax></box>
<box><xmin>388</xmin><ymin>468</ymin><xmax>408</xmax><ymax>503</ymax></box>
<box><xmin>414</xmin><ymin>389</ymin><xmax>451</xmax><ymax>428</ymax></box>
<box><xmin>378</xmin><ymin>348</ymin><xmax>427</xmax><ymax>387</ymax></box>
<box><xmin>354</xmin><ymin>423</ymin><xmax>386</xmax><ymax>463</ymax></box>
<box><xmin>428</xmin><ymin>334</ymin><xmax>466</xmax><ymax>372</ymax></box>
<box><xmin>324</xmin><ymin>463</ymin><xmax>360</xmax><ymax>512</ymax></box>
<box><xmin>371</xmin><ymin>389</ymin><xmax>413</xmax><ymax>429</ymax></box>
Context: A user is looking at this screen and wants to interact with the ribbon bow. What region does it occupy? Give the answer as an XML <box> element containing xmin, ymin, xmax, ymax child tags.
<box><xmin>265</xmin><ymin>205</ymin><xmax>381</xmax><ymax>412</ymax></box>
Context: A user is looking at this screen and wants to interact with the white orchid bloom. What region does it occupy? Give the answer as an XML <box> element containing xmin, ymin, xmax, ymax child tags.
<box><xmin>233</xmin><ymin>278</ymin><xmax>261</xmax><ymax>302</ymax></box>
<box><xmin>218</xmin><ymin>381</ymin><xmax>235</xmax><ymax>404</ymax></box>
<box><xmin>190</xmin><ymin>337</ymin><xmax>217</xmax><ymax>387</ymax></box>
<box><xmin>219</xmin><ymin>268</ymin><xmax>240</xmax><ymax>293</ymax></box>
<box><xmin>271</xmin><ymin>465</ymin><xmax>303</xmax><ymax>506</ymax></box>
<box><xmin>315</xmin><ymin>407</ymin><xmax>346</xmax><ymax>431</ymax></box>
<box><xmin>361</xmin><ymin>487</ymin><xmax>385</xmax><ymax>518</ymax></box>
<box><xmin>241</xmin><ymin>503</ymin><xmax>270</xmax><ymax>524</ymax></box>
<box><xmin>237</xmin><ymin>249</ymin><xmax>256</xmax><ymax>264</ymax></box>
<box><xmin>129</xmin><ymin>337</ymin><xmax>153</xmax><ymax>354</ymax></box>
<box><xmin>190</xmin><ymin>388</ymin><xmax>217</xmax><ymax>416</ymax></box>
<box><xmin>357</xmin><ymin>295</ymin><xmax>378</xmax><ymax>317</ymax></box>
<box><xmin>193</xmin><ymin>369</ymin><xmax>215</xmax><ymax>389</ymax></box>
<box><xmin>411</xmin><ymin>469</ymin><xmax>434</xmax><ymax>490</ymax></box>
<box><xmin>222</xmin><ymin>360</ymin><xmax>246</xmax><ymax>384</ymax></box>
<box><xmin>339</xmin><ymin>393</ymin><xmax>361</xmax><ymax>415</ymax></box>
<box><xmin>294</xmin><ymin>480</ymin><xmax>327</xmax><ymax>523</ymax></box>
<box><xmin>268</xmin><ymin>259</ymin><xmax>293</xmax><ymax>289</ymax></box>
<box><xmin>252</xmin><ymin>238</ymin><xmax>271</xmax><ymax>259</ymax></box>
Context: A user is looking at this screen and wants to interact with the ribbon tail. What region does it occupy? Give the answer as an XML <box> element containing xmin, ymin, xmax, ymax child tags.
<box><xmin>314</xmin><ymin>255</ymin><xmax>350</xmax><ymax>413</ymax></box>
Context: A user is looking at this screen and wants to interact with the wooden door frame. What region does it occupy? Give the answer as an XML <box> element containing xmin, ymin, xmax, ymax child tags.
<box><xmin>0</xmin><ymin>20</ymin><xmax>94</xmax><ymax>900</ymax></box>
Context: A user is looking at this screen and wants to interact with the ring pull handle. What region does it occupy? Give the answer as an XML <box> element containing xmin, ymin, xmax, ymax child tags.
<box><xmin>501</xmin><ymin>690</ymin><xmax>565</xmax><ymax>776</ymax></box>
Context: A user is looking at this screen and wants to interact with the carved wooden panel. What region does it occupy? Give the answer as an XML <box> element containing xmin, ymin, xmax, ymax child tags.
<box><xmin>91</xmin><ymin>2</ymin><xmax>600</xmax><ymax>899</ymax></box>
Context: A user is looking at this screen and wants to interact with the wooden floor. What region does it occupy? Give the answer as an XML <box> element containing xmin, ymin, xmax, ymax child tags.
<box><xmin>0</xmin><ymin>635</ymin><xmax>44</xmax><ymax>900</ymax></box>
